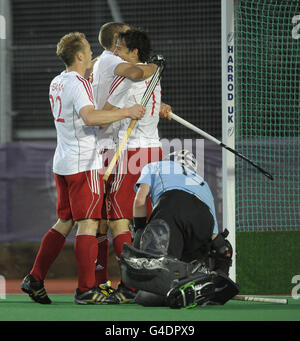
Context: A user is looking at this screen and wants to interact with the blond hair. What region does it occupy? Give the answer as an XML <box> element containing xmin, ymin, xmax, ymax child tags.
<box><xmin>98</xmin><ymin>22</ymin><xmax>129</xmax><ymax>49</ymax></box>
<box><xmin>56</xmin><ymin>32</ymin><xmax>86</xmax><ymax>67</ymax></box>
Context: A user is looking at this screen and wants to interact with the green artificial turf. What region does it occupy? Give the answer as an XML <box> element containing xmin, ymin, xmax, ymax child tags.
<box><xmin>0</xmin><ymin>294</ymin><xmax>298</xmax><ymax>322</ymax></box>
<box><xmin>236</xmin><ymin>231</ymin><xmax>300</xmax><ymax>294</ymax></box>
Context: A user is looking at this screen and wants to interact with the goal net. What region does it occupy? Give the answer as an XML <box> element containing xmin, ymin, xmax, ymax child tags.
<box><xmin>234</xmin><ymin>0</ymin><xmax>300</xmax><ymax>232</ymax></box>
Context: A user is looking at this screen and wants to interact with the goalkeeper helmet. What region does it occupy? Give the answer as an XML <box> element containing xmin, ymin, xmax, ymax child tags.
<box><xmin>166</xmin><ymin>149</ymin><xmax>197</xmax><ymax>173</ymax></box>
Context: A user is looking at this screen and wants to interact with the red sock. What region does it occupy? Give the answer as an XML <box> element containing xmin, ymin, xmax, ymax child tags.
<box><xmin>74</xmin><ymin>235</ymin><xmax>98</xmax><ymax>292</ymax></box>
<box><xmin>95</xmin><ymin>234</ymin><xmax>109</xmax><ymax>286</ymax></box>
<box><xmin>30</xmin><ymin>228</ymin><xmax>66</xmax><ymax>282</ymax></box>
<box><xmin>112</xmin><ymin>231</ymin><xmax>132</xmax><ymax>266</ymax></box>
<box><xmin>113</xmin><ymin>231</ymin><xmax>135</xmax><ymax>292</ymax></box>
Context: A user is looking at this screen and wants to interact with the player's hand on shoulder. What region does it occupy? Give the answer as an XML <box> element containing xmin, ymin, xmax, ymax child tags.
<box><xmin>127</xmin><ymin>104</ymin><xmax>146</xmax><ymax>120</ymax></box>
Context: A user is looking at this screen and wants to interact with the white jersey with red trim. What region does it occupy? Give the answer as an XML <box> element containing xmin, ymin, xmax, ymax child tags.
<box><xmin>107</xmin><ymin>70</ymin><xmax>162</xmax><ymax>149</ymax></box>
<box><xmin>91</xmin><ymin>51</ymin><xmax>125</xmax><ymax>150</ymax></box>
<box><xmin>49</xmin><ymin>71</ymin><xmax>102</xmax><ymax>175</ymax></box>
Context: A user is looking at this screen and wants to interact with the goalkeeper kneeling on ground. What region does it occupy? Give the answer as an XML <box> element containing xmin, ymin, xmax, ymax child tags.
<box><xmin>120</xmin><ymin>150</ymin><xmax>239</xmax><ymax>308</ymax></box>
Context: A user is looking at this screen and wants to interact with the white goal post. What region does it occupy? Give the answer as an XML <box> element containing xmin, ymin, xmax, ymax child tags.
<box><xmin>222</xmin><ymin>0</ymin><xmax>236</xmax><ymax>282</ymax></box>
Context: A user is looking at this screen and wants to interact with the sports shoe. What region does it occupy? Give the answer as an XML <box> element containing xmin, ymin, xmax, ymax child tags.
<box><xmin>98</xmin><ymin>280</ymin><xmax>116</xmax><ymax>297</ymax></box>
<box><xmin>166</xmin><ymin>274</ymin><xmax>216</xmax><ymax>309</ymax></box>
<box><xmin>166</xmin><ymin>271</ymin><xmax>240</xmax><ymax>308</ymax></box>
<box><xmin>110</xmin><ymin>282</ymin><xmax>136</xmax><ymax>304</ymax></box>
<box><xmin>20</xmin><ymin>274</ymin><xmax>51</xmax><ymax>304</ymax></box>
<box><xmin>74</xmin><ymin>286</ymin><xmax>119</xmax><ymax>305</ymax></box>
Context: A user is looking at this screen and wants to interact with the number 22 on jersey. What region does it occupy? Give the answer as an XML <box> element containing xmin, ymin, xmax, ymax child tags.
<box><xmin>49</xmin><ymin>95</ymin><xmax>65</xmax><ymax>123</ymax></box>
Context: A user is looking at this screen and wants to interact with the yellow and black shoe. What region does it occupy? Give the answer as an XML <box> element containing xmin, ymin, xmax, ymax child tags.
<box><xmin>74</xmin><ymin>286</ymin><xmax>119</xmax><ymax>305</ymax></box>
<box><xmin>21</xmin><ymin>274</ymin><xmax>51</xmax><ymax>304</ymax></box>
<box><xmin>111</xmin><ymin>282</ymin><xmax>136</xmax><ymax>304</ymax></box>
<box><xmin>98</xmin><ymin>280</ymin><xmax>116</xmax><ymax>297</ymax></box>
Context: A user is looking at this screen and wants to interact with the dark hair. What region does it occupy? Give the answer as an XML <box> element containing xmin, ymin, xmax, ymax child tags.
<box><xmin>56</xmin><ymin>32</ymin><xmax>86</xmax><ymax>67</ymax></box>
<box><xmin>98</xmin><ymin>22</ymin><xmax>129</xmax><ymax>49</ymax></box>
<box><xmin>118</xmin><ymin>29</ymin><xmax>151</xmax><ymax>63</ymax></box>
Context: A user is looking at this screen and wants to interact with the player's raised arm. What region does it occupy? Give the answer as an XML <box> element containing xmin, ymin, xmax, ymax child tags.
<box><xmin>114</xmin><ymin>34</ymin><xmax>157</xmax><ymax>80</ymax></box>
<box><xmin>114</xmin><ymin>62</ymin><xmax>157</xmax><ymax>81</ymax></box>
<box><xmin>79</xmin><ymin>104</ymin><xmax>145</xmax><ymax>126</ymax></box>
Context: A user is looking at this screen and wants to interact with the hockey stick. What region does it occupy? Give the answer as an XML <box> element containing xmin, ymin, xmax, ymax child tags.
<box><xmin>103</xmin><ymin>61</ymin><xmax>165</xmax><ymax>181</ymax></box>
<box><xmin>169</xmin><ymin>112</ymin><xmax>274</xmax><ymax>180</ymax></box>
<box><xmin>232</xmin><ymin>295</ymin><xmax>288</xmax><ymax>304</ymax></box>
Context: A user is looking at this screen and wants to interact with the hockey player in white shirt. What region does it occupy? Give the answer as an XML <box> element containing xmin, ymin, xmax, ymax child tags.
<box><xmin>21</xmin><ymin>32</ymin><xmax>145</xmax><ymax>305</ymax></box>
<box><xmin>100</xmin><ymin>28</ymin><xmax>165</xmax><ymax>303</ymax></box>
<box><xmin>89</xmin><ymin>22</ymin><xmax>158</xmax><ymax>288</ymax></box>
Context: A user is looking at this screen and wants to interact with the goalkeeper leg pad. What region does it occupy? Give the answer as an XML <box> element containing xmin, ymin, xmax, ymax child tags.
<box><xmin>134</xmin><ymin>290</ymin><xmax>166</xmax><ymax>306</ymax></box>
<box><xmin>120</xmin><ymin>243</ymin><xmax>195</xmax><ymax>296</ymax></box>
